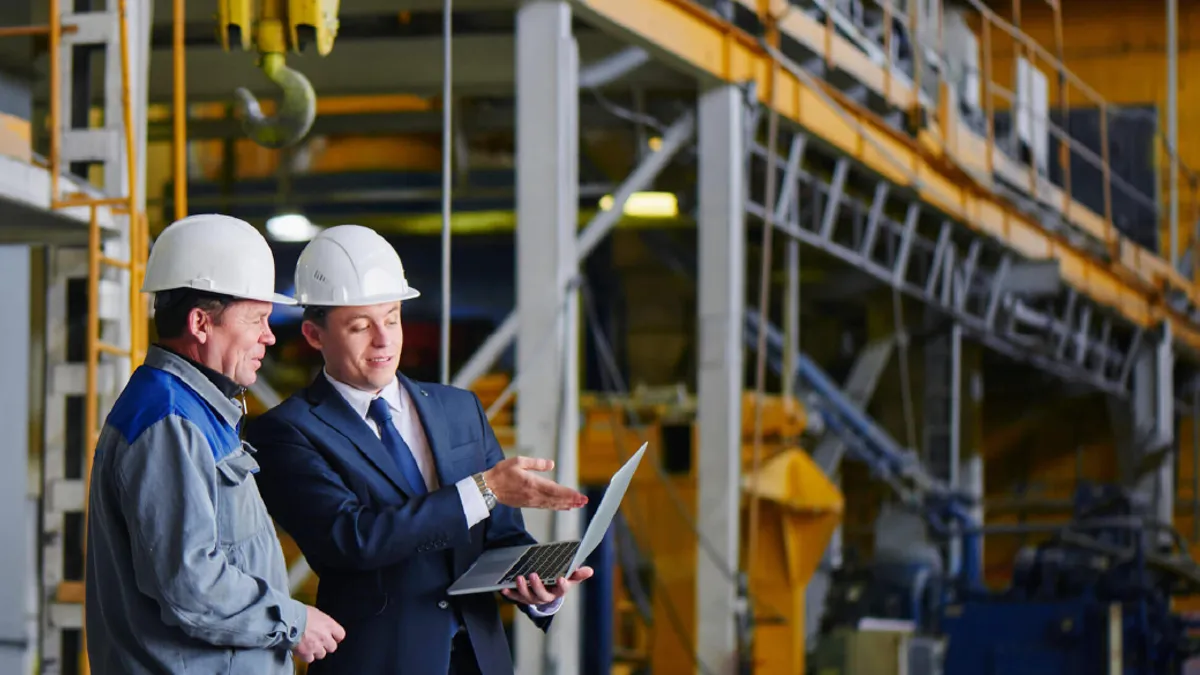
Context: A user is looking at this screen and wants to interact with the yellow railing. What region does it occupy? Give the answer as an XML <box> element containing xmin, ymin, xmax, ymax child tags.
<box><xmin>823</xmin><ymin>0</ymin><xmax>1200</xmax><ymax>277</ymax></box>
<box><xmin>737</xmin><ymin>0</ymin><xmax>1200</xmax><ymax>299</ymax></box>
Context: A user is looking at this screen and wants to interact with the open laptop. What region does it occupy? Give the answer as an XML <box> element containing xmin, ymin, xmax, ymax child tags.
<box><xmin>447</xmin><ymin>442</ymin><xmax>647</xmax><ymax>595</ymax></box>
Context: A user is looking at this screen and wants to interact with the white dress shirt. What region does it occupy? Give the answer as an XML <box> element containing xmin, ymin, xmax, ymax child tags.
<box><xmin>323</xmin><ymin>370</ymin><xmax>562</xmax><ymax>616</ymax></box>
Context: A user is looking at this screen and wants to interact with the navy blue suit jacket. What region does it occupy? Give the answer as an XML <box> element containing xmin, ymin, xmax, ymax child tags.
<box><xmin>244</xmin><ymin>372</ymin><xmax>550</xmax><ymax>675</ymax></box>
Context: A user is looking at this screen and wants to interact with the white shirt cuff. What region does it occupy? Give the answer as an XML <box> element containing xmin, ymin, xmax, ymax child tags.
<box><xmin>527</xmin><ymin>596</ymin><xmax>563</xmax><ymax>617</ymax></box>
<box><xmin>456</xmin><ymin>476</ymin><xmax>492</xmax><ymax>529</ymax></box>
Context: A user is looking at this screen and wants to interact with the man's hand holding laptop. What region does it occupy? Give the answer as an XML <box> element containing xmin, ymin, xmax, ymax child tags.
<box><xmin>501</xmin><ymin>567</ymin><xmax>595</xmax><ymax>605</ymax></box>
<box><xmin>482</xmin><ymin>456</ymin><xmax>596</xmax><ymax>604</ymax></box>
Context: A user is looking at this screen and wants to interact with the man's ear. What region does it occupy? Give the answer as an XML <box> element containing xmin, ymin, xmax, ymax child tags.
<box><xmin>187</xmin><ymin>307</ymin><xmax>211</xmax><ymax>344</ymax></box>
<box><xmin>301</xmin><ymin>320</ymin><xmax>323</xmax><ymax>351</ymax></box>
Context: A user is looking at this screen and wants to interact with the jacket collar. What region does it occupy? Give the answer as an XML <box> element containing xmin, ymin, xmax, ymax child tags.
<box><xmin>145</xmin><ymin>345</ymin><xmax>244</xmax><ymax>429</ymax></box>
<box><xmin>305</xmin><ymin>371</ymin><xmax>456</xmax><ymax>498</ymax></box>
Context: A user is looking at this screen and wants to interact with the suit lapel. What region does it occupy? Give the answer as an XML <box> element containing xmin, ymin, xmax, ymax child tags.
<box><xmin>307</xmin><ymin>374</ymin><xmax>419</xmax><ymax>498</ymax></box>
<box><xmin>397</xmin><ymin>375</ymin><xmax>476</xmax><ymax>574</ymax></box>
<box><xmin>398</xmin><ymin>374</ymin><xmax>460</xmax><ymax>487</ymax></box>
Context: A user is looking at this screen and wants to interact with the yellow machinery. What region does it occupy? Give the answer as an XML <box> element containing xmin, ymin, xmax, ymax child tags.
<box><xmin>484</xmin><ymin>376</ymin><xmax>843</xmax><ymax>674</ymax></box>
<box><xmin>218</xmin><ymin>0</ymin><xmax>340</xmax><ymax>148</ymax></box>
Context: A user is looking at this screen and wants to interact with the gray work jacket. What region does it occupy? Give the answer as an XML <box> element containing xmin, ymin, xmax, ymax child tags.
<box><xmin>85</xmin><ymin>345</ymin><xmax>307</xmax><ymax>674</ymax></box>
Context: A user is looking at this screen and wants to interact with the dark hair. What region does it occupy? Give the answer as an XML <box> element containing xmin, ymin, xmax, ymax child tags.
<box><xmin>153</xmin><ymin>289</ymin><xmax>235</xmax><ymax>339</ymax></box>
<box><xmin>302</xmin><ymin>305</ymin><xmax>331</xmax><ymax>328</ymax></box>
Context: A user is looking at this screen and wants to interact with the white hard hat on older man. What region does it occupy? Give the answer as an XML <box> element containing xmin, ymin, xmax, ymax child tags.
<box><xmin>142</xmin><ymin>213</ymin><xmax>296</xmax><ymax>305</ymax></box>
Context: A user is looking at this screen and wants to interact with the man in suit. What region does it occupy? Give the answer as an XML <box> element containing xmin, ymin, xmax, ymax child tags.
<box><xmin>246</xmin><ymin>224</ymin><xmax>593</xmax><ymax>675</ymax></box>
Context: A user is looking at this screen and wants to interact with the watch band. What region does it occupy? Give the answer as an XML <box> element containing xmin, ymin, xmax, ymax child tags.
<box><xmin>473</xmin><ymin>472</ymin><xmax>497</xmax><ymax>511</ymax></box>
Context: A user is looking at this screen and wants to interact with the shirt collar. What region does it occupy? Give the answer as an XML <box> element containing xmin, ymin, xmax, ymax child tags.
<box><xmin>323</xmin><ymin>369</ymin><xmax>403</xmax><ymax>420</ymax></box>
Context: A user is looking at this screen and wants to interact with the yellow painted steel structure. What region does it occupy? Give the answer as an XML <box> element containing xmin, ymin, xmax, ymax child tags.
<box><xmin>569</xmin><ymin>0</ymin><xmax>1200</xmax><ymax>358</ymax></box>
<box><xmin>570</xmin><ymin>392</ymin><xmax>841</xmax><ymax>675</ymax></box>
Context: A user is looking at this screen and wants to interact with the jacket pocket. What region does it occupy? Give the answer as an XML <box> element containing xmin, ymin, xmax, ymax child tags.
<box><xmin>214</xmin><ymin>445</ymin><xmax>269</xmax><ymax>547</ymax></box>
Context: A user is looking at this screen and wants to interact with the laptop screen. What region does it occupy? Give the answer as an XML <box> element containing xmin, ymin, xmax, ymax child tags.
<box><xmin>570</xmin><ymin>442</ymin><xmax>648</xmax><ymax>570</ymax></box>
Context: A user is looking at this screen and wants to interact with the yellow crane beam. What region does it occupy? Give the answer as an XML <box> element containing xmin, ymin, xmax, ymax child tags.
<box><xmin>570</xmin><ymin>0</ymin><xmax>1200</xmax><ymax>359</ymax></box>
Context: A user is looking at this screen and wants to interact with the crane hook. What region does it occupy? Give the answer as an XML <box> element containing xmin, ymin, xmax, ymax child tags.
<box><xmin>234</xmin><ymin>52</ymin><xmax>316</xmax><ymax>149</ymax></box>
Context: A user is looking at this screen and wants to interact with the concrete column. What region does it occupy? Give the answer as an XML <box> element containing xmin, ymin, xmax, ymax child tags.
<box><xmin>0</xmin><ymin>247</ymin><xmax>32</xmax><ymax>674</ymax></box>
<box><xmin>695</xmin><ymin>83</ymin><xmax>746</xmax><ymax>675</ymax></box>
<box><xmin>514</xmin><ymin>2</ymin><xmax>581</xmax><ymax>675</ymax></box>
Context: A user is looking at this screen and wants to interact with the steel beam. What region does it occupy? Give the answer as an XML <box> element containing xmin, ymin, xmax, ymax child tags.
<box><xmin>126</xmin><ymin>31</ymin><xmax>687</xmax><ymax>102</ymax></box>
<box><xmin>145</xmin><ymin>96</ymin><xmax>683</xmax><ymax>141</ymax></box>
<box><xmin>514</xmin><ymin>3</ymin><xmax>581</xmax><ymax>674</ymax></box>
<box><xmin>695</xmin><ymin>82</ymin><xmax>745</xmax><ymax>675</ymax></box>
<box><xmin>568</xmin><ymin>0</ymin><xmax>1200</xmax><ymax>359</ymax></box>
<box><xmin>148</xmin><ymin>0</ymin><xmax>509</xmax><ymax>22</ymax></box>
<box><xmin>578</xmin><ymin>45</ymin><xmax>650</xmax><ymax>88</ymax></box>
<box><xmin>746</xmin><ymin>122</ymin><xmax>1140</xmax><ymax>399</ymax></box>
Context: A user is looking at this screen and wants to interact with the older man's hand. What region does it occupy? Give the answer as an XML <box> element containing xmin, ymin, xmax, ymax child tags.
<box><xmin>501</xmin><ymin>567</ymin><xmax>594</xmax><ymax>606</ymax></box>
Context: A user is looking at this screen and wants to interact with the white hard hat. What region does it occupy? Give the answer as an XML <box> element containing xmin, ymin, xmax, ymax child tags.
<box><xmin>293</xmin><ymin>224</ymin><xmax>420</xmax><ymax>307</ymax></box>
<box><xmin>142</xmin><ymin>213</ymin><xmax>296</xmax><ymax>305</ymax></box>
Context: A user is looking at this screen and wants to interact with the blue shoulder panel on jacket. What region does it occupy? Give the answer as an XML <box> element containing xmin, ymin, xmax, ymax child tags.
<box><xmin>106</xmin><ymin>366</ymin><xmax>240</xmax><ymax>462</ymax></box>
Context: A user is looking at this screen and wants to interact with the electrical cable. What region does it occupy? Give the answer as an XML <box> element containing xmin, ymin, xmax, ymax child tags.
<box><xmin>588</xmin><ymin>87</ymin><xmax>668</xmax><ymax>136</ymax></box>
<box><xmin>745</xmin><ymin>34</ymin><xmax>782</xmax><ymax>671</ymax></box>
<box><xmin>439</xmin><ymin>0</ymin><xmax>453</xmax><ymax>385</ymax></box>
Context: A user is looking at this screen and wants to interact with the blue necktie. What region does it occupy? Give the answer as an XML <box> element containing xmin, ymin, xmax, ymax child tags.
<box><xmin>367</xmin><ymin>398</ymin><xmax>461</xmax><ymax>638</ymax></box>
<box><xmin>367</xmin><ymin>397</ymin><xmax>427</xmax><ymax>496</ymax></box>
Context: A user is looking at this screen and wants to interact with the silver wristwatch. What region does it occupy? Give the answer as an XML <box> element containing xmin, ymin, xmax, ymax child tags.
<box><xmin>473</xmin><ymin>472</ymin><xmax>497</xmax><ymax>511</ymax></box>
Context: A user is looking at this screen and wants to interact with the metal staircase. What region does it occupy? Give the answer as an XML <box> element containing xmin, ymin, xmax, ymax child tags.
<box><xmin>38</xmin><ymin>0</ymin><xmax>151</xmax><ymax>673</ymax></box>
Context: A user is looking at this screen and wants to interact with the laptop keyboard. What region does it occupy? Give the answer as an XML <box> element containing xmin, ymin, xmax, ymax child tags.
<box><xmin>500</xmin><ymin>541</ymin><xmax>580</xmax><ymax>585</ymax></box>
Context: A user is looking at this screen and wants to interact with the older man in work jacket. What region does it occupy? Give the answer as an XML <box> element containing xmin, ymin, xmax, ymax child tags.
<box><xmin>84</xmin><ymin>215</ymin><xmax>345</xmax><ymax>674</ymax></box>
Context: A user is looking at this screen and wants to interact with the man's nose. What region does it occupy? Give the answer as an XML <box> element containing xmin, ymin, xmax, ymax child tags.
<box><xmin>371</xmin><ymin>324</ymin><xmax>391</xmax><ymax>346</ymax></box>
<box><xmin>261</xmin><ymin>325</ymin><xmax>276</xmax><ymax>346</ymax></box>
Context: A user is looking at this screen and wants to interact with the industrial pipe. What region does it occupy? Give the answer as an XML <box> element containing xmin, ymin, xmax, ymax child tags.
<box><xmin>439</xmin><ymin>0</ymin><xmax>454</xmax><ymax>385</ymax></box>
<box><xmin>234</xmin><ymin>52</ymin><xmax>316</xmax><ymax>149</ymax></box>
<box><xmin>173</xmin><ymin>0</ymin><xmax>187</xmax><ymax>218</ymax></box>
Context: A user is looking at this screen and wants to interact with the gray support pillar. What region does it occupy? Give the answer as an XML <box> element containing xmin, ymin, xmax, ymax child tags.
<box><xmin>695</xmin><ymin>83</ymin><xmax>746</xmax><ymax>675</ymax></box>
<box><xmin>0</xmin><ymin>247</ymin><xmax>32</xmax><ymax>674</ymax></box>
<box><xmin>514</xmin><ymin>3</ymin><xmax>581</xmax><ymax>675</ymax></box>
<box><xmin>1153</xmin><ymin>325</ymin><xmax>1175</xmax><ymax>530</ymax></box>
<box><xmin>1114</xmin><ymin>325</ymin><xmax>1175</xmax><ymax>535</ymax></box>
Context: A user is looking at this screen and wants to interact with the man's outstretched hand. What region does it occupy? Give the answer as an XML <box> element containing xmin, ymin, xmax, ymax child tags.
<box><xmin>483</xmin><ymin>457</ymin><xmax>588</xmax><ymax>511</ymax></box>
<box><xmin>501</xmin><ymin>567</ymin><xmax>594</xmax><ymax>605</ymax></box>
